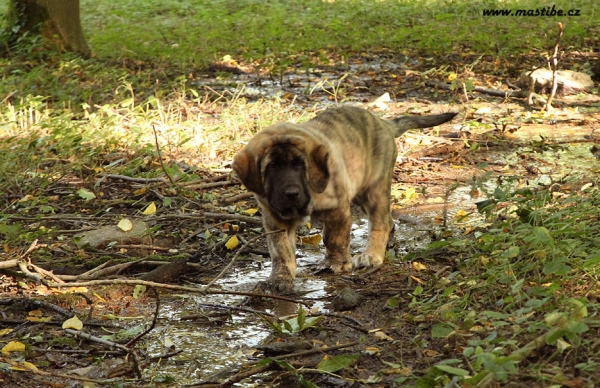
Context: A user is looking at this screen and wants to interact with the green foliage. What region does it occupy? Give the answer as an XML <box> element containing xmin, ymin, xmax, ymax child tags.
<box><xmin>402</xmin><ymin>174</ymin><xmax>600</xmax><ymax>385</ymax></box>
<box><xmin>262</xmin><ymin>305</ymin><xmax>322</xmax><ymax>335</ymax></box>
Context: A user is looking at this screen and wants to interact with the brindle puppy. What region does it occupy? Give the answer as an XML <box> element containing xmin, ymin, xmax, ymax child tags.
<box><xmin>233</xmin><ymin>106</ymin><xmax>457</xmax><ymax>291</ymax></box>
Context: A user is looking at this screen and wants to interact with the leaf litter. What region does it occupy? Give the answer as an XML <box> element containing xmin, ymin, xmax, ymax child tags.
<box><xmin>1</xmin><ymin>48</ymin><xmax>600</xmax><ymax>387</ymax></box>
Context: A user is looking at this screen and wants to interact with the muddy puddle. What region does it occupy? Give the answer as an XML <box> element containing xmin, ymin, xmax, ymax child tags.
<box><xmin>139</xmin><ymin>195</ymin><xmax>475</xmax><ymax>384</ymax></box>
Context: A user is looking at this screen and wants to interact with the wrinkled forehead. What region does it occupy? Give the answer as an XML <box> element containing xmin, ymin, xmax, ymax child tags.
<box><xmin>265</xmin><ymin>142</ymin><xmax>306</xmax><ymax>163</ymax></box>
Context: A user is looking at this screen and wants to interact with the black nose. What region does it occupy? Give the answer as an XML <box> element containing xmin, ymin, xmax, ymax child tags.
<box><xmin>284</xmin><ymin>187</ymin><xmax>300</xmax><ymax>200</ymax></box>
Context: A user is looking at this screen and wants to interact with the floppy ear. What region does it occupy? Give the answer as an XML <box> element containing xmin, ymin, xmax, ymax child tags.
<box><xmin>308</xmin><ymin>144</ymin><xmax>330</xmax><ymax>193</ymax></box>
<box><xmin>232</xmin><ymin>147</ymin><xmax>266</xmax><ymax>197</ymax></box>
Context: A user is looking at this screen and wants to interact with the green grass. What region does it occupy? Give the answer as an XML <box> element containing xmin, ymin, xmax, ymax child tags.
<box><xmin>80</xmin><ymin>0</ymin><xmax>598</xmax><ymax>65</ymax></box>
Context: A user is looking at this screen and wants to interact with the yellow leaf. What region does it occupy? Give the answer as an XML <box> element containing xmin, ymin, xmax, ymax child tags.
<box><xmin>301</xmin><ymin>234</ymin><xmax>322</xmax><ymax>246</ymax></box>
<box><xmin>18</xmin><ymin>194</ymin><xmax>34</xmax><ymax>202</ymax></box>
<box><xmin>374</xmin><ymin>331</ymin><xmax>394</xmax><ymax>341</ymax></box>
<box><xmin>243</xmin><ymin>208</ymin><xmax>259</xmax><ymax>216</ymax></box>
<box><xmin>117</xmin><ymin>218</ymin><xmax>133</xmax><ymax>232</ymax></box>
<box><xmin>142</xmin><ymin>202</ymin><xmax>157</xmax><ymax>215</ymax></box>
<box><xmin>225</xmin><ymin>235</ymin><xmax>239</xmax><ymax>250</ymax></box>
<box><xmin>134</xmin><ymin>187</ymin><xmax>147</xmax><ymax>196</ymax></box>
<box><xmin>2</xmin><ymin>341</ymin><xmax>26</xmax><ymax>355</ymax></box>
<box><xmin>62</xmin><ymin>316</ymin><xmax>83</xmax><ymax>330</ymax></box>
<box><xmin>454</xmin><ymin>209</ymin><xmax>469</xmax><ymax>222</ymax></box>
<box><xmin>410</xmin><ymin>275</ymin><xmax>424</xmax><ymax>284</ymax></box>
<box><xmin>0</xmin><ymin>328</ymin><xmax>13</xmax><ymax>336</ymax></box>
<box><xmin>412</xmin><ymin>262</ymin><xmax>427</xmax><ymax>271</ymax></box>
<box><xmin>28</xmin><ymin>310</ymin><xmax>44</xmax><ymax>317</ymax></box>
<box><xmin>93</xmin><ymin>292</ymin><xmax>106</xmax><ymax>302</ymax></box>
<box><xmin>23</xmin><ymin>361</ymin><xmax>38</xmax><ymax>371</ymax></box>
<box><xmin>423</xmin><ymin>349</ymin><xmax>440</xmax><ymax>357</ymax></box>
<box><xmin>26</xmin><ymin>316</ymin><xmax>52</xmax><ymax>322</ymax></box>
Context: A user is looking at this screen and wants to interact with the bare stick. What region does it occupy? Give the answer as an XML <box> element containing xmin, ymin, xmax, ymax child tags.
<box><xmin>545</xmin><ymin>22</ymin><xmax>564</xmax><ymax>111</ymax></box>
<box><xmin>0</xmin><ymin>259</ymin><xmax>18</xmax><ymax>270</ymax></box>
<box><xmin>64</xmin><ymin>329</ymin><xmax>130</xmax><ymax>352</ymax></box>
<box><xmin>0</xmin><ymin>357</ymin><xmax>123</xmax><ymax>384</ymax></box>
<box><xmin>182</xmin><ymin>181</ymin><xmax>235</xmax><ymax>190</ymax></box>
<box><xmin>126</xmin><ymin>286</ymin><xmax>160</xmax><ymax>348</ymax></box>
<box><xmin>222</xmin><ymin>192</ymin><xmax>255</xmax><ymax>203</ymax></box>
<box><xmin>47</xmin><ymin>279</ymin><xmax>309</xmax><ymax>305</ymax></box>
<box><xmin>178</xmin><ymin>173</ymin><xmax>229</xmax><ymax>186</ymax></box>
<box><xmin>99</xmin><ymin>174</ymin><xmax>168</xmax><ymax>184</ymax></box>
<box><xmin>181</xmin><ymin>303</ymin><xmax>277</xmax><ymax>318</ymax></box>
<box><xmin>202</xmin><ymin>230</ymin><xmax>284</xmax><ymax>291</ymax></box>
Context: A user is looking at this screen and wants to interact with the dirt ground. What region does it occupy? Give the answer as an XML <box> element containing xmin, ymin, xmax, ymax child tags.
<box><xmin>2</xmin><ymin>54</ymin><xmax>600</xmax><ymax>387</ymax></box>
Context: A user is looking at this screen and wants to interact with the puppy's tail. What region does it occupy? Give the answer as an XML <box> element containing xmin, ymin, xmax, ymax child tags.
<box><xmin>392</xmin><ymin>112</ymin><xmax>458</xmax><ymax>137</ymax></box>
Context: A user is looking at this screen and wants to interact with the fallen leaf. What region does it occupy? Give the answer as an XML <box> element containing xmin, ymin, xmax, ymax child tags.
<box><xmin>117</xmin><ymin>218</ymin><xmax>133</xmax><ymax>232</ymax></box>
<box><xmin>62</xmin><ymin>316</ymin><xmax>83</xmax><ymax>330</ymax></box>
<box><xmin>374</xmin><ymin>331</ymin><xmax>394</xmax><ymax>341</ymax></box>
<box><xmin>18</xmin><ymin>194</ymin><xmax>34</xmax><ymax>202</ymax></box>
<box><xmin>410</xmin><ymin>275</ymin><xmax>425</xmax><ymax>284</ymax></box>
<box><xmin>225</xmin><ymin>235</ymin><xmax>239</xmax><ymax>250</ymax></box>
<box><xmin>243</xmin><ymin>208</ymin><xmax>259</xmax><ymax>216</ymax></box>
<box><xmin>423</xmin><ymin>349</ymin><xmax>440</xmax><ymax>357</ymax></box>
<box><xmin>77</xmin><ymin>188</ymin><xmax>96</xmax><ymax>200</ymax></box>
<box><xmin>454</xmin><ymin>209</ymin><xmax>469</xmax><ymax>221</ymax></box>
<box><xmin>164</xmin><ymin>336</ymin><xmax>175</xmax><ymax>348</ymax></box>
<box><xmin>133</xmin><ymin>285</ymin><xmax>146</xmax><ymax>299</ymax></box>
<box><xmin>0</xmin><ymin>328</ymin><xmax>13</xmax><ymax>336</ymax></box>
<box><xmin>2</xmin><ymin>341</ymin><xmax>26</xmax><ymax>355</ymax></box>
<box><xmin>142</xmin><ymin>202</ymin><xmax>156</xmax><ymax>215</ymax></box>
<box><xmin>412</xmin><ymin>262</ymin><xmax>427</xmax><ymax>271</ymax></box>
<box><xmin>301</xmin><ymin>234</ymin><xmax>322</xmax><ymax>246</ymax></box>
<box><xmin>134</xmin><ymin>187</ymin><xmax>147</xmax><ymax>196</ymax></box>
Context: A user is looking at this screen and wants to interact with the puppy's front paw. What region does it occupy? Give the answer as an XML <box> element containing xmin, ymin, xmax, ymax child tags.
<box><xmin>323</xmin><ymin>256</ymin><xmax>352</xmax><ymax>274</ymax></box>
<box><xmin>352</xmin><ymin>253</ymin><xmax>383</xmax><ymax>269</ymax></box>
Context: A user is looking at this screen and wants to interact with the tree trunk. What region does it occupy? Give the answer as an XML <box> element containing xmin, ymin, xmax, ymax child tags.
<box><xmin>6</xmin><ymin>0</ymin><xmax>91</xmax><ymax>56</ymax></box>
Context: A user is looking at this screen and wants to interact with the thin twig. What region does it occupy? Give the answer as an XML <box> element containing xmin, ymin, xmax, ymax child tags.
<box><xmin>178</xmin><ymin>173</ymin><xmax>229</xmax><ymax>187</ymax></box>
<box><xmin>126</xmin><ymin>286</ymin><xmax>159</xmax><ymax>347</ymax></box>
<box><xmin>202</xmin><ymin>230</ymin><xmax>284</xmax><ymax>291</ymax></box>
<box><xmin>152</xmin><ymin>124</ymin><xmax>175</xmax><ymax>185</ymax></box>
<box><xmin>99</xmin><ymin>174</ymin><xmax>168</xmax><ymax>184</ymax></box>
<box><xmin>545</xmin><ymin>22</ymin><xmax>564</xmax><ymax>111</ymax></box>
<box><xmin>181</xmin><ymin>303</ymin><xmax>276</xmax><ymax>319</ymax></box>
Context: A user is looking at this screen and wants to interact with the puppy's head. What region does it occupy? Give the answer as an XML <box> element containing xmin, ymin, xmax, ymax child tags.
<box><xmin>232</xmin><ymin>124</ymin><xmax>330</xmax><ymax>221</ymax></box>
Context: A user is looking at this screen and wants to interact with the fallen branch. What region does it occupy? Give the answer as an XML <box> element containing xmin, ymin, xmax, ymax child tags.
<box><xmin>47</xmin><ymin>279</ymin><xmax>309</xmax><ymax>305</ymax></box>
<box><xmin>222</xmin><ymin>192</ymin><xmax>254</xmax><ymax>204</ymax></box>
<box><xmin>0</xmin><ymin>357</ymin><xmax>124</xmax><ymax>385</ymax></box>
<box><xmin>178</xmin><ymin>173</ymin><xmax>229</xmax><ymax>187</ymax></box>
<box><xmin>182</xmin><ymin>181</ymin><xmax>236</xmax><ymax>190</ymax></box>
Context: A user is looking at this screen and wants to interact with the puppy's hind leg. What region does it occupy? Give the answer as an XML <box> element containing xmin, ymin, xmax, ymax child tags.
<box><xmin>352</xmin><ymin>185</ymin><xmax>394</xmax><ymax>269</ymax></box>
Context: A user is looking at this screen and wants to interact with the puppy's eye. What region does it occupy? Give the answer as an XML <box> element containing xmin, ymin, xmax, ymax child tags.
<box><xmin>292</xmin><ymin>159</ymin><xmax>304</xmax><ymax>168</ymax></box>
